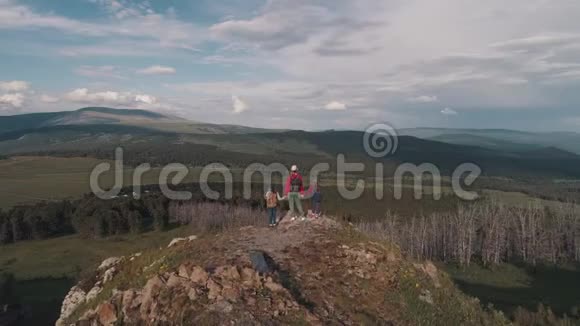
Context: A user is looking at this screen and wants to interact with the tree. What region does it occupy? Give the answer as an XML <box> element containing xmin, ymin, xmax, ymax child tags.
<box><xmin>0</xmin><ymin>211</ymin><xmax>13</xmax><ymax>244</ymax></box>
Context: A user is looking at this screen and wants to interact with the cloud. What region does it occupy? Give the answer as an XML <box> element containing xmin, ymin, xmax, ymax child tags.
<box><xmin>75</xmin><ymin>65</ymin><xmax>123</xmax><ymax>79</ymax></box>
<box><xmin>209</xmin><ymin>2</ymin><xmax>378</xmax><ymax>51</ymax></box>
<box><xmin>40</xmin><ymin>94</ymin><xmax>59</xmax><ymax>103</ymax></box>
<box><xmin>441</xmin><ymin>107</ymin><xmax>458</xmax><ymax>116</ymax></box>
<box><xmin>64</xmin><ymin>88</ymin><xmax>157</xmax><ymax>107</ymax></box>
<box><xmin>491</xmin><ymin>34</ymin><xmax>580</xmax><ymax>51</ymax></box>
<box><xmin>408</xmin><ymin>95</ymin><xmax>438</xmax><ymax>103</ymax></box>
<box><xmin>0</xmin><ymin>80</ymin><xmax>29</xmax><ymax>92</ymax></box>
<box><xmin>137</xmin><ymin>65</ymin><xmax>176</xmax><ymax>75</ymax></box>
<box><xmin>232</xmin><ymin>95</ymin><xmax>248</xmax><ymax>113</ymax></box>
<box><xmin>89</xmin><ymin>0</ymin><xmax>153</xmax><ymax>20</ymax></box>
<box><xmin>0</xmin><ymin>93</ymin><xmax>25</xmax><ymax>108</ymax></box>
<box><xmin>325</xmin><ymin>101</ymin><xmax>347</xmax><ymax>111</ymax></box>
<box><xmin>6</xmin><ymin>0</ymin><xmax>580</xmax><ymax>130</ymax></box>
<box><xmin>134</xmin><ymin>94</ymin><xmax>157</xmax><ymax>104</ymax></box>
<box><xmin>0</xmin><ymin>0</ymin><xmax>202</xmax><ymax>51</ymax></box>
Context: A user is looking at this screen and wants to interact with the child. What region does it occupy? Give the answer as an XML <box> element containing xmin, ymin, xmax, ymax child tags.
<box><xmin>311</xmin><ymin>182</ymin><xmax>322</xmax><ymax>218</ymax></box>
<box><xmin>264</xmin><ymin>188</ymin><xmax>283</xmax><ymax>227</ymax></box>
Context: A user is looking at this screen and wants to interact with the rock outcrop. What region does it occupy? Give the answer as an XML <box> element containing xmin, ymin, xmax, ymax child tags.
<box><xmin>58</xmin><ymin>216</ymin><xmax>509</xmax><ymax>325</ymax></box>
<box><xmin>55</xmin><ymin>256</ymin><xmax>124</xmax><ymax>326</ymax></box>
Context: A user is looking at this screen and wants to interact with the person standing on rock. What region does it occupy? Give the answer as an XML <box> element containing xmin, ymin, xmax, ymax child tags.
<box><xmin>284</xmin><ymin>165</ymin><xmax>305</xmax><ymax>220</ymax></box>
<box><xmin>310</xmin><ymin>181</ymin><xmax>322</xmax><ymax>218</ymax></box>
<box><xmin>264</xmin><ymin>187</ymin><xmax>283</xmax><ymax>227</ymax></box>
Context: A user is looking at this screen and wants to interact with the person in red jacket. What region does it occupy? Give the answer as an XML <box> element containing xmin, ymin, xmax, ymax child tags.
<box><xmin>284</xmin><ymin>165</ymin><xmax>304</xmax><ymax>219</ymax></box>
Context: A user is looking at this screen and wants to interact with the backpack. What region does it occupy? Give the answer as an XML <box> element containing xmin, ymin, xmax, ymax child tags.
<box><xmin>266</xmin><ymin>192</ymin><xmax>278</xmax><ymax>207</ymax></box>
<box><xmin>290</xmin><ymin>176</ymin><xmax>302</xmax><ymax>192</ymax></box>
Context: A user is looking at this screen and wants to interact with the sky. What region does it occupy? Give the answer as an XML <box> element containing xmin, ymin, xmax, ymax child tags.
<box><xmin>1</xmin><ymin>0</ymin><xmax>580</xmax><ymax>131</ymax></box>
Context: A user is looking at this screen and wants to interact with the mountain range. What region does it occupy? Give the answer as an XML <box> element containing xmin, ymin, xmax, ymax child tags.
<box><xmin>399</xmin><ymin>127</ymin><xmax>580</xmax><ymax>155</ymax></box>
<box><xmin>1</xmin><ymin>107</ymin><xmax>580</xmax><ymax>178</ymax></box>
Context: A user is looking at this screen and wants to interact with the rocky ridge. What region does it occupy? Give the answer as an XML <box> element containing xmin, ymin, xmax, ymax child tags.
<box><xmin>58</xmin><ymin>216</ymin><xmax>509</xmax><ymax>325</ymax></box>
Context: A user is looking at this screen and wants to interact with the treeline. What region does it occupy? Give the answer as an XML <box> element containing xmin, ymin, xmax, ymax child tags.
<box><xmin>0</xmin><ymin>193</ymin><xmax>170</xmax><ymax>244</ymax></box>
<box><xmin>358</xmin><ymin>201</ymin><xmax>580</xmax><ymax>266</ymax></box>
<box><xmin>24</xmin><ymin>141</ymin><xmax>330</xmax><ymax>170</ymax></box>
<box><xmin>0</xmin><ymin>182</ymin><xmax>272</xmax><ymax>245</ymax></box>
<box><xmin>475</xmin><ymin>177</ymin><xmax>580</xmax><ymax>203</ymax></box>
<box><xmin>169</xmin><ymin>201</ymin><xmax>267</xmax><ymax>233</ymax></box>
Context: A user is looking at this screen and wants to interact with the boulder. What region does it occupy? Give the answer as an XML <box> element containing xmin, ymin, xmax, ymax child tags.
<box><xmin>98</xmin><ymin>257</ymin><xmax>123</xmax><ymax>271</ymax></box>
<box><xmin>206</xmin><ymin>279</ymin><xmax>223</xmax><ymax>301</ymax></box>
<box><xmin>419</xmin><ymin>289</ymin><xmax>434</xmax><ymax>305</ymax></box>
<box><xmin>85</xmin><ymin>284</ymin><xmax>103</xmax><ymax>302</ymax></box>
<box><xmin>190</xmin><ymin>266</ymin><xmax>209</xmax><ymax>284</ymax></box>
<box><xmin>241</xmin><ymin>267</ymin><xmax>260</xmax><ymax>288</ymax></box>
<box><xmin>414</xmin><ymin>261</ymin><xmax>441</xmax><ymax>288</ymax></box>
<box><xmin>210</xmin><ymin>301</ymin><xmax>233</xmax><ymax>314</ymax></box>
<box><xmin>140</xmin><ymin>275</ymin><xmax>166</xmax><ymax>316</ymax></box>
<box><xmin>103</xmin><ymin>266</ymin><xmax>117</xmax><ymax>284</ymax></box>
<box><xmin>187</xmin><ymin>288</ymin><xmax>198</xmax><ymax>301</ymax></box>
<box><xmin>215</xmin><ymin>265</ymin><xmax>241</xmax><ymax>281</ymax></box>
<box><xmin>265</xmin><ymin>280</ymin><xmax>285</xmax><ymax>293</ymax></box>
<box><xmin>55</xmin><ymin>286</ymin><xmax>86</xmax><ymax>326</ymax></box>
<box><xmin>178</xmin><ymin>264</ymin><xmax>190</xmax><ymax>278</ymax></box>
<box><xmin>221</xmin><ymin>286</ymin><xmax>241</xmax><ymax>302</ymax></box>
<box><xmin>168</xmin><ymin>235</ymin><xmax>198</xmax><ymax>248</ymax></box>
<box><xmin>97</xmin><ymin>303</ymin><xmax>118</xmax><ymax>326</ymax></box>
<box><xmin>167</xmin><ymin>237</ymin><xmax>187</xmax><ymax>248</ymax></box>
<box><xmin>166</xmin><ymin>273</ymin><xmax>187</xmax><ymax>288</ymax></box>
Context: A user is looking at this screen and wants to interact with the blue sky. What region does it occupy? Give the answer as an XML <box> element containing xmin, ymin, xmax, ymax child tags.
<box><xmin>1</xmin><ymin>0</ymin><xmax>580</xmax><ymax>131</ymax></box>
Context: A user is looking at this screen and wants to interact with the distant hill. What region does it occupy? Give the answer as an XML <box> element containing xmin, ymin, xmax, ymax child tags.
<box><xmin>400</xmin><ymin>128</ymin><xmax>580</xmax><ymax>155</ymax></box>
<box><xmin>0</xmin><ymin>107</ymin><xmax>178</xmax><ymax>133</ymax></box>
<box><xmin>0</xmin><ymin>107</ymin><xmax>277</xmax><ymax>135</ymax></box>
<box><xmin>2</xmin><ymin>108</ymin><xmax>580</xmax><ymax>178</ymax></box>
<box><xmin>428</xmin><ymin>133</ymin><xmax>542</xmax><ymax>152</ymax></box>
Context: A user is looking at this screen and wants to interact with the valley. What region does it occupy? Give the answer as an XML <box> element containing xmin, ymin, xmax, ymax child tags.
<box><xmin>1</xmin><ymin>107</ymin><xmax>580</xmax><ymax>325</ymax></box>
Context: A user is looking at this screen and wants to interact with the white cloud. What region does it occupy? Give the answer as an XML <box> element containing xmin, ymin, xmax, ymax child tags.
<box><xmin>135</xmin><ymin>94</ymin><xmax>157</xmax><ymax>104</ymax></box>
<box><xmin>0</xmin><ymin>0</ymin><xmax>202</xmax><ymax>51</ymax></box>
<box><xmin>137</xmin><ymin>65</ymin><xmax>176</xmax><ymax>75</ymax></box>
<box><xmin>408</xmin><ymin>95</ymin><xmax>438</xmax><ymax>103</ymax></box>
<box><xmin>441</xmin><ymin>107</ymin><xmax>458</xmax><ymax>116</ymax></box>
<box><xmin>0</xmin><ymin>93</ymin><xmax>25</xmax><ymax>108</ymax></box>
<box><xmin>75</xmin><ymin>65</ymin><xmax>123</xmax><ymax>79</ymax></box>
<box><xmin>0</xmin><ymin>80</ymin><xmax>29</xmax><ymax>92</ymax></box>
<box><xmin>64</xmin><ymin>88</ymin><xmax>157</xmax><ymax>107</ymax></box>
<box><xmin>40</xmin><ymin>94</ymin><xmax>59</xmax><ymax>103</ymax></box>
<box><xmin>324</xmin><ymin>101</ymin><xmax>347</xmax><ymax>111</ymax></box>
<box><xmin>6</xmin><ymin>0</ymin><xmax>580</xmax><ymax>130</ymax></box>
<box><xmin>232</xmin><ymin>95</ymin><xmax>248</xmax><ymax>113</ymax></box>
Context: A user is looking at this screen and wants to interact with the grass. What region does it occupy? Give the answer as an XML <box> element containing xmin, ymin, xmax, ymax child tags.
<box><xmin>0</xmin><ymin>156</ymin><xmax>239</xmax><ymax>208</ymax></box>
<box><xmin>482</xmin><ymin>189</ymin><xmax>580</xmax><ymax>210</ymax></box>
<box><xmin>2</xmin><ymin>155</ymin><xmax>576</xmax><ymax>211</ymax></box>
<box><xmin>0</xmin><ymin>225</ymin><xmax>193</xmax><ymax>280</ymax></box>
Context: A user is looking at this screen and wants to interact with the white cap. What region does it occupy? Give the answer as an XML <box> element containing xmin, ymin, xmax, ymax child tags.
<box><xmin>291</xmin><ymin>165</ymin><xmax>298</xmax><ymax>172</ymax></box>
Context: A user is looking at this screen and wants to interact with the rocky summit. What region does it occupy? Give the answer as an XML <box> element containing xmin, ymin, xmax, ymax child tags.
<box><xmin>57</xmin><ymin>216</ymin><xmax>508</xmax><ymax>325</ymax></box>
